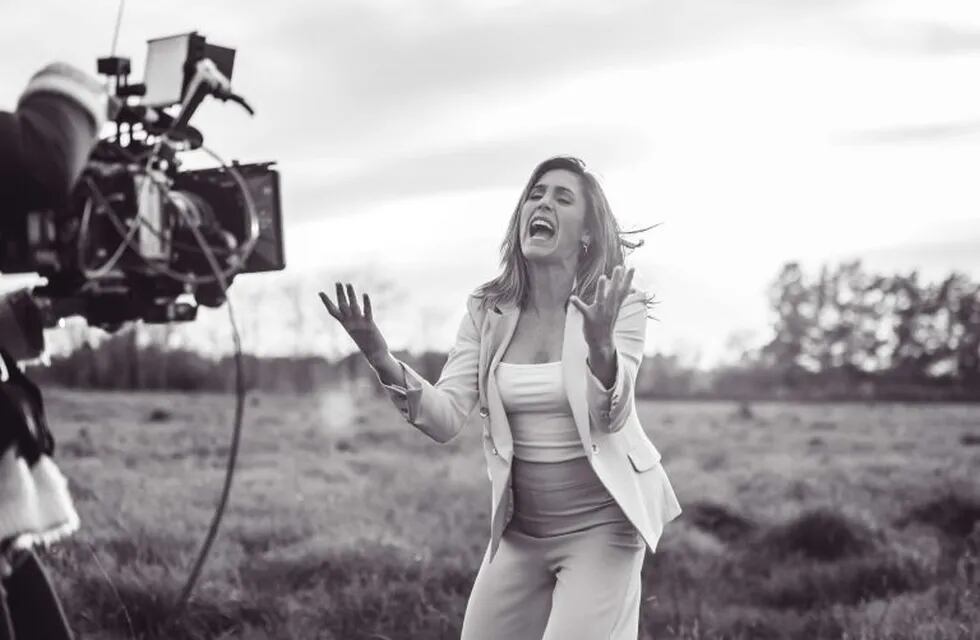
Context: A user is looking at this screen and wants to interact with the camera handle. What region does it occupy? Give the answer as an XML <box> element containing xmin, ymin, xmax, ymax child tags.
<box><xmin>171</xmin><ymin>59</ymin><xmax>253</xmax><ymax>135</ymax></box>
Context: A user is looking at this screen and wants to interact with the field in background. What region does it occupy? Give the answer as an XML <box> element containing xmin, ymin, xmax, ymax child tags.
<box><xmin>33</xmin><ymin>389</ymin><xmax>980</xmax><ymax>639</ymax></box>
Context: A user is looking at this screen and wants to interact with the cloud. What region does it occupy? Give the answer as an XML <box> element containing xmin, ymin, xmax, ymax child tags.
<box><xmin>850</xmin><ymin>21</ymin><xmax>980</xmax><ymax>56</ymax></box>
<box><xmin>283</xmin><ymin>123</ymin><xmax>653</xmax><ymax>219</ymax></box>
<box><xmin>2</xmin><ymin>0</ymin><xmax>864</xmax><ymax>170</ymax></box>
<box><xmin>848</xmin><ymin>236</ymin><xmax>980</xmax><ymax>279</ymax></box>
<box><xmin>834</xmin><ymin>119</ymin><xmax>980</xmax><ymax>145</ymax></box>
<box><xmin>237</xmin><ymin>0</ymin><xmax>855</xmax><ymax>155</ymax></box>
<box><xmin>917</xmin><ymin>23</ymin><xmax>980</xmax><ymax>54</ymax></box>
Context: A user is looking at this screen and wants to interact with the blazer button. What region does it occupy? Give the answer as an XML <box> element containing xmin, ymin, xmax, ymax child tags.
<box><xmin>492</xmin><ymin>447</ymin><xmax>499</xmax><ymax>456</ymax></box>
<box><xmin>591</xmin><ymin>443</ymin><xmax>599</xmax><ymax>454</ymax></box>
<box><xmin>479</xmin><ymin>407</ymin><xmax>489</xmax><ymax>418</ymax></box>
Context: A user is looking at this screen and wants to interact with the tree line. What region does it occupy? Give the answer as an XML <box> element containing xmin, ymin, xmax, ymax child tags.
<box><xmin>24</xmin><ymin>261</ymin><xmax>980</xmax><ymax>401</ymax></box>
<box><xmin>671</xmin><ymin>261</ymin><xmax>980</xmax><ymax>401</ymax></box>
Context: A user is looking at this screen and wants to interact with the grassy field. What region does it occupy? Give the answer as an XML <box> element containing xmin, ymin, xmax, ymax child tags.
<box><xmin>30</xmin><ymin>387</ymin><xmax>980</xmax><ymax>639</ymax></box>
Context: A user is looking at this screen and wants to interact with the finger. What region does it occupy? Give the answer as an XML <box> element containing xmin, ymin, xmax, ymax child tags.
<box><xmin>610</xmin><ymin>265</ymin><xmax>624</xmax><ymax>294</ymax></box>
<box><xmin>335</xmin><ymin>282</ymin><xmax>350</xmax><ymax>317</ymax></box>
<box><xmin>363</xmin><ymin>293</ymin><xmax>373</xmax><ymax>322</ymax></box>
<box><xmin>318</xmin><ymin>291</ymin><xmax>340</xmax><ymax>319</ymax></box>
<box><xmin>346</xmin><ymin>283</ymin><xmax>362</xmax><ymax>317</ymax></box>
<box><xmin>622</xmin><ymin>267</ymin><xmax>635</xmax><ymax>299</ymax></box>
<box><xmin>609</xmin><ymin>266</ymin><xmax>627</xmax><ymax>305</ymax></box>
<box><xmin>569</xmin><ymin>295</ymin><xmax>590</xmax><ymax>316</ymax></box>
<box><xmin>596</xmin><ymin>275</ymin><xmax>608</xmax><ymax>308</ymax></box>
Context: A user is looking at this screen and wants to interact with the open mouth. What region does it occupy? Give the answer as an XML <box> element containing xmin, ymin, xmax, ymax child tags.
<box><xmin>528</xmin><ymin>217</ymin><xmax>556</xmax><ymax>241</ymax></box>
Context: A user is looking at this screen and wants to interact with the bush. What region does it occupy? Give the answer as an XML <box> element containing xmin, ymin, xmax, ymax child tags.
<box><xmin>960</xmin><ymin>433</ymin><xmax>980</xmax><ymax>447</ymax></box>
<box><xmin>754</xmin><ymin>552</ymin><xmax>930</xmax><ymax>610</ymax></box>
<box><xmin>902</xmin><ymin>492</ymin><xmax>980</xmax><ymax>539</ymax></box>
<box><xmin>684</xmin><ymin>501</ymin><xmax>758</xmax><ymax>543</ymax></box>
<box><xmin>753</xmin><ymin>508</ymin><xmax>876</xmax><ymax>562</ymax></box>
<box><xmin>147</xmin><ymin>408</ymin><xmax>172</xmax><ymax>422</ymax></box>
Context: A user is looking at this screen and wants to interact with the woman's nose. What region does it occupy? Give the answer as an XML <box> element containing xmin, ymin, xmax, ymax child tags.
<box><xmin>535</xmin><ymin>197</ymin><xmax>555</xmax><ymax>212</ymax></box>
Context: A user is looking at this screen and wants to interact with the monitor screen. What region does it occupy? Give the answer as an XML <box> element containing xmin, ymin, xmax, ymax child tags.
<box><xmin>143</xmin><ymin>33</ymin><xmax>192</xmax><ymax>108</ymax></box>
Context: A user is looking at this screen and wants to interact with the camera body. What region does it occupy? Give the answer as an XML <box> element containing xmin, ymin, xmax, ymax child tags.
<box><xmin>0</xmin><ymin>32</ymin><xmax>285</xmax><ymax>330</ymax></box>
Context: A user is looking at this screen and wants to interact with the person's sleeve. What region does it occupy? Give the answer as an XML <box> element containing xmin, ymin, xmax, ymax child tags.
<box><xmin>372</xmin><ymin>306</ymin><xmax>481</xmax><ymax>443</ymax></box>
<box><xmin>377</xmin><ymin>361</ymin><xmax>422</xmax><ymax>420</ymax></box>
<box><xmin>0</xmin><ymin>63</ymin><xmax>107</xmax><ymax>215</ymax></box>
<box><xmin>585</xmin><ymin>289</ymin><xmax>648</xmax><ymax>434</ymax></box>
<box><xmin>0</xmin><ymin>99</ymin><xmax>97</xmax><ymax>216</ymax></box>
<box><xmin>0</xmin><ymin>289</ymin><xmax>45</xmax><ymax>361</ymax></box>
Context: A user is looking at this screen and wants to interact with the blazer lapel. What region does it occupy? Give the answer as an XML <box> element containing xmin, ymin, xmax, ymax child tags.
<box><xmin>482</xmin><ymin>303</ymin><xmax>518</xmax><ymax>461</ymax></box>
<box><xmin>562</xmin><ymin>303</ymin><xmax>593</xmax><ymax>455</ymax></box>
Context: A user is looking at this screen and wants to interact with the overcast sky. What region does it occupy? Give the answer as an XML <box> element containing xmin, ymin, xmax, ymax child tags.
<box><xmin>3</xmin><ymin>0</ymin><xmax>980</xmax><ymax>364</ymax></box>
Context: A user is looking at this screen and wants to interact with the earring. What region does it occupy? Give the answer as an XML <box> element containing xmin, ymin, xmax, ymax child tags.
<box><xmin>581</xmin><ymin>241</ymin><xmax>590</xmax><ymax>254</ymax></box>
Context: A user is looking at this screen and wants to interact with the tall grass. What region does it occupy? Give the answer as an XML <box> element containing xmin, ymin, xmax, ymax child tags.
<box><xmin>28</xmin><ymin>390</ymin><xmax>980</xmax><ymax>639</ymax></box>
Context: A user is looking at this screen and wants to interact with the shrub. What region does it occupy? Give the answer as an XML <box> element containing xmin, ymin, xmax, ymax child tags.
<box><xmin>754</xmin><ymin>508</ymin><xmax>876</xmax><ymax>562</ymax></box>
<box><xmin>147</xmin><ymin>408</ymin><xmax>172</xmax><ymax>422</ymax></box>
<box><xmin>960</xmin><ymin>433</ymin><xmax>980</xmax><ymax>447</ymax></box>
<box><xmin>902</xmin><ymin>492</ymin><xmax>980</xmax><ymax>539</ymax></box>
<box><xmin>684</xmin><ymin>501</ymin><xmax>758</xmax><ymax>543</ymax></box>
<box><xmin>754</xmin><ymin>552</ymin><xmax>930</xmax><ymax>609</ymax></box>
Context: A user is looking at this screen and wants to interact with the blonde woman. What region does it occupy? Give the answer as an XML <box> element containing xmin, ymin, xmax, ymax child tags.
<box><xmin>319</xmin><ymin>156</ymin><xmax>681</xmax><ymax>639</ymax></box>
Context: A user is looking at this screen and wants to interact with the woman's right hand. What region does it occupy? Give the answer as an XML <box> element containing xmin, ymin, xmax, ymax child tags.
<box><xmin>318</xmin><ymin>282</ymin><xmax>391</xmax><ymax>366</ymax></box>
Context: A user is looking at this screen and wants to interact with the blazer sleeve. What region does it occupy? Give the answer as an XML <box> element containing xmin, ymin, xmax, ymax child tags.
<box><xmin>585</xmin><ymin>289</ymin><xmax>648</xmax><ymax>434</ymax></box>
<box><xmin>373</xmin><ymin>303</ymin><xmax>481</xmax><ymax>443</ymax></box>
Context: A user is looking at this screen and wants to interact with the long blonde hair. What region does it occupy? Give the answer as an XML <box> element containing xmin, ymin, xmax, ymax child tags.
<box><xmin>475</xmin><ymin>156</ymin><xmax>655</xmax><ymax>312</ymax></box>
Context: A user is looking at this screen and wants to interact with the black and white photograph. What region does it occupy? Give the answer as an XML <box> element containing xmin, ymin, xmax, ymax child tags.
<box><xmin>1</xmin><ymin>1</ymin><xmax>979</xmax><ymax>638</ymax></box>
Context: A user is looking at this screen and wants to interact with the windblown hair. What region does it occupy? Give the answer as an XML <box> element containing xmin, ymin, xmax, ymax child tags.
<box><xmin>475</xmin><ymin>156</ymin><xmax>656</xmax><ymax>313</ymax></box>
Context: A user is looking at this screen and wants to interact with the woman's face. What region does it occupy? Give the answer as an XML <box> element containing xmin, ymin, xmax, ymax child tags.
<box><xmin>518</xmin><ymin>168</ymin><xmax>590</xmax><ymax>266</ymax></box>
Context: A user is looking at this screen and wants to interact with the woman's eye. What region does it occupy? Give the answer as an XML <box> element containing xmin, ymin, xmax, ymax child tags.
<box><xmin>559</xmin><ymin>198</ymin><xmax>572</xmax><ymax>205</ymax></box>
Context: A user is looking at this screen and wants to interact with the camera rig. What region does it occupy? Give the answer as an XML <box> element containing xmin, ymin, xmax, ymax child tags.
<box><xmin>0</xmin><ymin>32</ymin><xmax>285</xmax><ymax>331</ymax></box>
<box><xmin>0</xmin><ymin>31</ymin><xmax>287</xmax><ymax>609</ymax></box>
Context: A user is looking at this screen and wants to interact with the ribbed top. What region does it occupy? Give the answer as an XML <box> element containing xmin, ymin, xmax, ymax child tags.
<box><xmin>495</xmin><ymin>362</ymin><xmax>585</xmax><ymax>462</ymax></box>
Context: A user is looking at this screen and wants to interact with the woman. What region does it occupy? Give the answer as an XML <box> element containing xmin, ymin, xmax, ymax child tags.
<box><xmin>319</xmin><ymin>156</ymin><xmax>681</xmax><ymax>639</ymax></box>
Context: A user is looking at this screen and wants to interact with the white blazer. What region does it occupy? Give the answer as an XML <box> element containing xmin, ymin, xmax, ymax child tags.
<box><xmin>381</xmin><ymin>289</ymin><xmax>682</xmax><ymax>563</ymax></box>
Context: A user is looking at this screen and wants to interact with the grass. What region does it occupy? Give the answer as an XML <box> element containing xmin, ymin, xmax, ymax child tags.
<box><xmin>28</xmin><ymin>389</ymin><xmax>980</xmax><ymax>639</ymax></box>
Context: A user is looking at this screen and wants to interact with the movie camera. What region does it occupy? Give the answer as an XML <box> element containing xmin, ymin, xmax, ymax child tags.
<box><xmin>0</xmin><ymin>32</ymin><xmax>285</xmax><ymax>331</ymax></box>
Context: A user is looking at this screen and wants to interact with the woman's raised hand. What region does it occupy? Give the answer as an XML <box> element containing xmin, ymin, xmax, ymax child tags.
<box><xmin>318</xmin><ymin>283</ymin><xmax>391</xmax><ymax>366</ymax></box>
<box><xmin>569</xmin><ymin>265</ymin><xmax>635</xmax><ymax>353</ymax></box>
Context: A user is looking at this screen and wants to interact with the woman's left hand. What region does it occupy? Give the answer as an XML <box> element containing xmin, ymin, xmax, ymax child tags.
<box><xmin>569</xmin><ymin>265</ymin><xmax>635</xmax><ymax>352</ymax></box>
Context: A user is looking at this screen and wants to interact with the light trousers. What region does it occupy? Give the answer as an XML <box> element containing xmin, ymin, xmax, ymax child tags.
<box><xmin>461</xmin><ymin>456</ymin><xmax>647</xmax><ymax>640</ymax></box>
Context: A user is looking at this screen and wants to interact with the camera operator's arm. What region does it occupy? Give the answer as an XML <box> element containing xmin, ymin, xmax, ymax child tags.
<box><xmin>0</xmin><ymin>63</ymin><xmax>112</xmax><ymax>213</ymax></box>
<box><xmin>0</xmin><ymin>289</ymin><xmax>44</xmax><ymax>362</ymax></box>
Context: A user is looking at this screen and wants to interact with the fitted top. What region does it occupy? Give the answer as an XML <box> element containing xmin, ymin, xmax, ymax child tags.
<box><xmin>495</xmin><ymin>362</ymin><xmax>586</xmax><ymax>462</ymax></box>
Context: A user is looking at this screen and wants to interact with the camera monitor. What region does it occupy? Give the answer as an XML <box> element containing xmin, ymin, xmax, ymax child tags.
<box><xmin>143</xmin><ymin>32</ymin><xmax>235</xmax><ymax>108</ymax></box>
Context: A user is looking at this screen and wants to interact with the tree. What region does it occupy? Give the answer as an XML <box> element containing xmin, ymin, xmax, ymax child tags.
<box><xmin>762</xmin><ymin>262</ymin><xmax>814</xmax><ymax>385</ymax></box>
<box><xmin>945</xmin><ymin>274</ymin><xmax>980</xmax><ymax>385</ymax></box>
